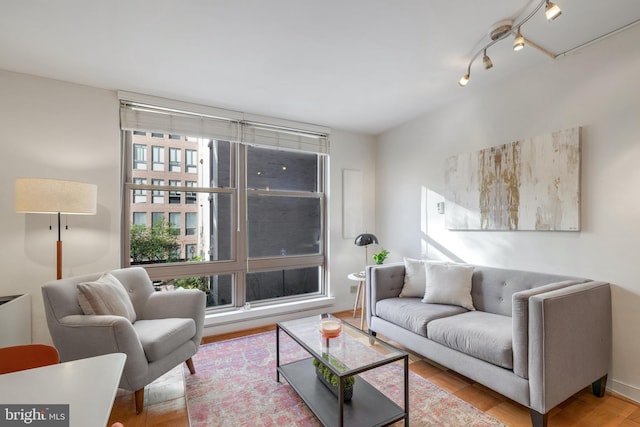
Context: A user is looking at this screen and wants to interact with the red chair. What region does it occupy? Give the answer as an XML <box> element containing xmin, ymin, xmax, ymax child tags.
<box><xmin>0</xmin><ymin>344</ymin><xmax>60</xmax><ymax>374</ymax></box>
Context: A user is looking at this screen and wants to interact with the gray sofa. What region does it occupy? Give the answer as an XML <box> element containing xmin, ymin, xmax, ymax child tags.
<box><xmin>366</xmin><ymin>262</ymin><xmax>611</xmax><ymax>427</ymax></box>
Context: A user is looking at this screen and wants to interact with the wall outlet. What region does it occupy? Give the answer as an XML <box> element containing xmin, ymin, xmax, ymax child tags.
<box><xmin>350</xmin><ymin>285</ymin><xmax>358</xmax><ymax>294</ymax></box>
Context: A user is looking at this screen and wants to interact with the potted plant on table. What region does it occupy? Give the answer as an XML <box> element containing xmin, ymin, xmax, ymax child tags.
<box><xmin>372</xmin><ymin>248</ymin><xmax>390</xmax><ymax>265</ymax></box>
<box><xmin>312</xmin><ymin>356</ymin><xmax>355</xmax><ymax>402</ymax></box>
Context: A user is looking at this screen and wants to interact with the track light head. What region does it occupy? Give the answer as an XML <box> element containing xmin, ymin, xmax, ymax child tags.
<box><xmin>459</xmin><ymin>73</ymin><xmax>470</xmax><ymax>87</ymax></box>
<box><xmin>545</xmin><ymin>1</ymin><xmax>562</xmax><ymax>21</ymax></box>
<box><xmin>513</xmin><ymin>27</ymin><xmax>525</xmax><ymax>51</ymax></box>
<box><xmin>482</xmin><ymin>50</ymin><xmax>493</xmax><ymax>70</ymax></box>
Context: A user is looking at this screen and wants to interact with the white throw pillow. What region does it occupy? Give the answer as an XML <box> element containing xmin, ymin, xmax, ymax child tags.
<box><xmin>400</xmin><ymin>258</ymin><xmax>446</xmax><ymax>298</ymax></box>
<box><xmin>422</xmin><ymin>263</ymin><xmax>475</xmax><ymax>310</ymax></box>
<box><xmin>77</xmin><ymin>273</ymin><xmax>137</xmax><ymax>322</ymax></box>
<box><xmin>399</xmin><ymin>258</ymin><xmax>426</xmax><ymax>297</ymax></box>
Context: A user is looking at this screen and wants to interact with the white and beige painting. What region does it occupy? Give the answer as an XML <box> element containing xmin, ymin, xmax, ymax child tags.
<box><xmin>445</xmin><ymin>127</ymin><xmax>580</xmax><ymax>231</ymax></box>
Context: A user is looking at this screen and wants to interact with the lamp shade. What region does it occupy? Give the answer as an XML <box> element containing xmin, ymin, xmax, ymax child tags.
<box><xmin>354</xmin><ymin>233</ymin><xmax>378</xmax><ymax>247</ymax></box>
<box><xmin>15</xmin><ymin>178</ymin><xmax>97</xmax><ymax>215</ymax></box>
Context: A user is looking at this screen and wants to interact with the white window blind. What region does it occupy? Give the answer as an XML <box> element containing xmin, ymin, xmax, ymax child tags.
<box><xmin>119</xmin><ymin>91</ymin><xmax>330</xmax><ymax>155</ymax></box>
<box><xmin>242</xmin><ymin>121</ymin><xmax>329</xmax><ymax>155</ymax></box>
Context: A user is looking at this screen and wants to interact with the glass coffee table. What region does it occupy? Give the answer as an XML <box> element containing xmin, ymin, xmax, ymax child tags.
<box><xmin>276</xmin><ymin>314</ymin><xmax>409</xmax><ymax>427</ymax></box>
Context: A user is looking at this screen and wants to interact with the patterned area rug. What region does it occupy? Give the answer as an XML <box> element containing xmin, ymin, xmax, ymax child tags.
<box><xmin>184</xmin><ymin>331</ymin><xmax>506</xmax><ymax>427</ymax></box>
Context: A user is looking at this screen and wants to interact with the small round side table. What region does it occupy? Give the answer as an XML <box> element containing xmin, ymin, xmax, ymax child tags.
<box><xmin>348</xmin><ymin>271</ymin><xmax>366</xmax><ymax>330</ymax></box>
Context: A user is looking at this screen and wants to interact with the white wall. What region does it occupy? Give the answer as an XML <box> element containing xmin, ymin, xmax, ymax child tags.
<box><xmin>376</xmin><ymin>24</ymin><xmax>640</xmax><ymax>401</ymax></box>
<box><xmin>0</xmin><ymin>69</ymin><xmax>376</xmax><ymax>344</ymax></box>
<box><xmin>0</xmin><ymin>70</ymin><xmax>122</xmax><ymax>344</ymax></box>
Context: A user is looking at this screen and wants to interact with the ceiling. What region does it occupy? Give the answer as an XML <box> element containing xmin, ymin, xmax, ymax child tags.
<box><xmin>1</xmin><ymin>1</ymin><xmax>639</xmax><ymax>135</ymax></box>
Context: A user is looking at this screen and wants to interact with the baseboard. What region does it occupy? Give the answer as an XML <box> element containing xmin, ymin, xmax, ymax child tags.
<box><xmin>609</xmin><ymin>379</ymin><xmax>640</xmax><ymax>404</ymax></box>
<box><xmin>202</xmin><ymin>296</ymin><xmax>336</xmax><ymax>336</ymax></box>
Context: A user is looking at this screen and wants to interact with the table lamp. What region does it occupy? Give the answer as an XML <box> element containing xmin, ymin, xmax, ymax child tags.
<box><xmin>16</xmin><ymin>178</ymin><xmax>97</xmax><ymax>279</ymax></box>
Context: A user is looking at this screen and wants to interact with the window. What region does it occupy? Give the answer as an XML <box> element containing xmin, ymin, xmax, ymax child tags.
<box><xmin>185</xmin><ymin>181</ymin><xmax>197</xmax><ymax>204</ymax></box>
<box><xmin>186</xmin><ymin>149</ymin><xmax>198</xmax><ymax>173</ymax></box>
<box><xmin>152</xmin><ymin>146</ymin><xmax>164</xmax><ymax>171</ymax></box>
<box><xmin>133</xmin><ymin>178</ymin><xmax>147</xmax><ymax>203</ymax></box>
<box><xmin>169</xmin><ymin>148</ymin><xmax>181</xmax><ymax>172</ymax></box>
<box><xmin>151</xmin><ymin>179</ymin><xmax>164</xmax><ymax>204</ymax></box>
<box><xmin>151</xmin><ymin>212</ymin><xmax>164</xmax><ymax>226</ymax></box>
<box><xmin>122</xmin><ymin>96</ymin><xmax>328</xmax><ymax>312</ymax></box>
<box><xmin>151</xmin><ymin>132</ymin><xmax>163</xmax><ymax>138</ymax></box>
<box><xmin>169</xmin><ymin>134</ymin><xmax>181</xmax><ymax>140</ymax></box>
<box><xmin>185</xmin><ymin>212</ymin><xmax>197</xmax><ymax>236</ymax></box>
<box><xmin>133</xmin><ymin>144</ymin><xmax>147</xmax><ymax>170</ymax></box>
<box><xmin>133</xmin><ymin>212</ymin><xmax>146</xmax><ymax>226</ymax></box>
<box><xmin>168</xmin><ymin>212</ymin><xmax>181</xmax><ymax>235</ymax></box>
<box><xmin>169</xmin><ymin>180</ymin><xmax>181</xmax><ymax>204</ymax></box>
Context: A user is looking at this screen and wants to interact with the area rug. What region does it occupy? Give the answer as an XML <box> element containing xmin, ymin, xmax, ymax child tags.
<box><xmin>184</xmin><ymin>331</ymin><xmax>506</xmax><ymax>426</ymax></box>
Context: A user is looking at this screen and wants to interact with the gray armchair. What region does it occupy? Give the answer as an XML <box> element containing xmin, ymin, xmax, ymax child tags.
<box><xmin>41</xmin><ymin>267</ymin><xmax>206</xmax><ymax>413</ymax></box>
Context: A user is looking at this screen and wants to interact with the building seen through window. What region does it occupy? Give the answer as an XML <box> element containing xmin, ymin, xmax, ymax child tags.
<box><xmin>126</xmin><ymin>131</ymin><xmax>325</xmax><ymax>310</ymax></box>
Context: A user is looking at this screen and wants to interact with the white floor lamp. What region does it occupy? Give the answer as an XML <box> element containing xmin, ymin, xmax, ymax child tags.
<box><xmin>15</xmin><ymin>178</ymin><xmax>97</xmax><ymax>279</ymax></box>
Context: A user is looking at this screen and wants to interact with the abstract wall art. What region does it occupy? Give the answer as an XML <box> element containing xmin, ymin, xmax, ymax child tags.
<box><xmin>444</xmin><ymin>127</ymin><xmax>581</xmax><ymax>231</ymax></box>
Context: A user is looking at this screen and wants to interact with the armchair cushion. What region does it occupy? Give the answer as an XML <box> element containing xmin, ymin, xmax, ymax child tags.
<box><xmin>77</xmin><ymin>273</ymin><xmax>137</xmax><ymax>322</ymax></box>
<box><xmin>133</xmin><ymin>318</ymin><xmax>196</xmax><ymax>362</ymax></box>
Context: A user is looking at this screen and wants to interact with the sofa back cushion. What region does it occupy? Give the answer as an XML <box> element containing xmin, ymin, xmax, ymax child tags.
<box><xmin>471</xmin><ymin>266</ymin><xmax>585</xmax><ymax>316</ymax></box>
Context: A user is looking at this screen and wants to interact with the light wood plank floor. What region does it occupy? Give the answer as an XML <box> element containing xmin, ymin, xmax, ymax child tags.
<box><xmin>108</xmin><ymin>311</ymin><xmax>640</xmax><ymax>427</ymax></box>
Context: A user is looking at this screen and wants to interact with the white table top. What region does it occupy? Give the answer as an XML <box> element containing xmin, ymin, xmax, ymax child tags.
<box><xmin>348</xmin><ymin>271</ymin><xmax>366</xmax><ymax>281</ymax></box>
<box><xmin>0</xmin><ymin>353</ymin><xmax>126</xmax><ymax>427</ymax></box>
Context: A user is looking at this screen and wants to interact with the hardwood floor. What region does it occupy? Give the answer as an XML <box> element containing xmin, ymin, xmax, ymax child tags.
<box><xmin>108</xmin><ymin>311</ymin><xmax>640</xmax><ymax>427</ymax></box>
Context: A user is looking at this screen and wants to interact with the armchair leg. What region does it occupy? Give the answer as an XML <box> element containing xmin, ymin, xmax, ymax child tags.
<box><xmin>135</xmin><ymin>388</ymin><xmax>145</xmax><ymax>414</ymax></box>
<box><xmin>592</xmin><ymin>374</ymin><xmax>608</xmax><ymax>397</ymax></box>
<box><xmin>186</xmin><ymin>357</ymin><xmax>196</xmax><ymax>375</ymax></box>
<box><xmin>530</xmin><ymin>409</ymin><xmax>548</xmax><ymax>427</ymax></box>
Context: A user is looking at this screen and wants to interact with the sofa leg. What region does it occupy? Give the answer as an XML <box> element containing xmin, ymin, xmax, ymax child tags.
<box><xmin>135</xmin><ymin>388</ymin><xmax>145</xmax><ymax>414</ymax></box>
<box><xmin>592</xmin><ymin>374</ymin><xmax>608</xmax><ymax>397</ymax></box>
<box><xmin>530</xmin><ymin>409</ymin><xmax>548</xmax><ymax>427</ymax></box>
<box><xmin>368</xmin><ymin>330</ymin><xmax>377</xmax><ymax>345</ymax></box>
<box><xmin>186</xmin><ymin>357</ymin><xmax>196</xmax><ymax>375</ymax></box>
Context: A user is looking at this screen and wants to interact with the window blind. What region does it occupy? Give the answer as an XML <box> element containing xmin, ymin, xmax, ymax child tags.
<box><xmin>118</xmin><ymin>91</ymin><xmax>330</xmax><ymax>155</ymax></box>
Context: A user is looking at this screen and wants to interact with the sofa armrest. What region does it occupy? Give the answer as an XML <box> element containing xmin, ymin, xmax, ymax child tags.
<box><xmin>366</xmin><ymin>263</ymin><xmax>405</xmax><ymax>326</ymax></box>
<box><xmin>527</xmin><ymin>281</ymin><xmax>611</xmax><ymax>414</ymax></box>
<box><xmin>143</xmin><ymin>289</ymin><xmax>206</xmax><ymax>346</ymax></box>
<box><xmin>54</xmin><ymin>314</ymin><xmax>148</xmax><ymax>390</ymax></box>
<box><xmin>55</xmin><ymin>315</ymin><xmax>144</xmax><ymax>359</ymax></box>
<box><xmin>511</xmin><ymin>279</ymin><xmax>585</xmax><ymax>378</ymax></box>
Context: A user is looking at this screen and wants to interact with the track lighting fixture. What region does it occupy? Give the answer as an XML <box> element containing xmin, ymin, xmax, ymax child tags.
<box><xmin>545</xmin><ymin>1</ymin><xmax>562</xmax><ymax>21</ymax></box>
<box><xmin>459</xmin><ymin>72</ymin><xmax>470</xmax><ymax>87</ymax></box>
<box><xmin>457</xmin><ymin>0</ymin><xmax>561</xmax><ymax>87</ymax></box>
<box><xmin>482</xmin><ymin>49</ymin><xmax>493</xmax><ymax>69</ymax></box>
<box><xmin>513</xmin><ymin>27</ymin><xmax>525</xmax><ymax>51</ymax></box>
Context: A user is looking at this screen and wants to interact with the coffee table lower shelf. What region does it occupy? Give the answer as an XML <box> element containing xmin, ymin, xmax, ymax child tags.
<box><xmin>278</xmin><ymin>357</ymin><xmax>406</xmax><ymax>427</ymax></box>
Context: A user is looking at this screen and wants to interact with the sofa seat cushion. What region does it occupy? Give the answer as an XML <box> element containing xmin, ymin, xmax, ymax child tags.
<box><xmin>375</xmin><ymin>297</ymin><xmax>467</xmax><ymax>336</ymax></box>
<box><xmin>133</xmin><ymin>318</ymin><xmax>196</xmax><ymax>362</ymax></box>
<box><xmin>427</xmin><ymin>311</ymin><xmax>513</xmax><ymax>369</ymax></box>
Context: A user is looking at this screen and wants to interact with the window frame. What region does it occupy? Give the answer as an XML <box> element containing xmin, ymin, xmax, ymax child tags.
<box><xmin>120</xmin><ymin>99</ymin><xmax>329</xmax><ymax>313</ymax></box>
